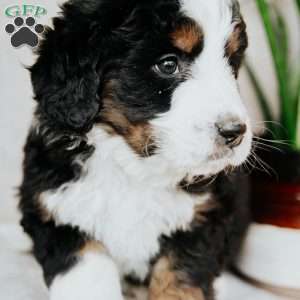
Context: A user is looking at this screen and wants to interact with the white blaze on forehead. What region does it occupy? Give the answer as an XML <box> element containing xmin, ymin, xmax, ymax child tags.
<box><xmin>162</xmin><ymin>0</ymin><xmax>246</xmax><ymax>117</ymax></box>
<box><xmin>181</xmin><ymin>0</ymin><xmax>236</xmax><ymax>50</ymax></box>
<box><xmin>181</xmin><ymin>0</ymin><xmax>236</xmax><ymax>24</ymax></box>
<box><xmin>180</xmin><ymin>0</ymin><xmax>239</xmax><ymax>82</ymax></box>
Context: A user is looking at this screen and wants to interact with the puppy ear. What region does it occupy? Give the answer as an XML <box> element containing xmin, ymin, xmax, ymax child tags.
<box><xmin>30</xmin><ymin>10</ymin><xmax>101</xmax><ymax>132</ymax></box>
<box><xmin>30</xmin><ymin>0</ymin><xmax>141</xmax><ymax>132</ymax></box>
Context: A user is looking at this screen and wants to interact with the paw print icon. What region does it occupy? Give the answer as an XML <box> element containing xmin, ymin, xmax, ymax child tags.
<box><xmin>5</xmin><ymin>17</ymin><xmax>44</xmax><ymax>48</ymax></box>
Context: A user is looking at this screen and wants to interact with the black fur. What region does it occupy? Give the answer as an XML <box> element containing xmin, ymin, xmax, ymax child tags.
<box><xmin>19</xmin><ymin>0</ymin><xmax>249</xmax><ymax>297</ymax></box>
<box><xmin>19</xmin><ymin>128</ymin><xmax>94</xmax><ymax>285</ymax></box>
<box><xmin>160</xmin><ymin>173</ymin><xmax>250</xmax><ymax>299</ymax></box>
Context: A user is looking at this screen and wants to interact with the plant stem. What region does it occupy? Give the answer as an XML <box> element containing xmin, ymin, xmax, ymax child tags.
<box><xmin>273</xmin><ymin>5</ymin><xmax>289</xmax><ymax>72</ymax></box>
<box><xmin>296</xmin><ymin>0</ymin><xmax>300</xmax><ymax>15</ymax></box>
<box><xmin>296</xmin><ymin>93</ymin><xmax>300</xmax><ymax>149</ymax></box>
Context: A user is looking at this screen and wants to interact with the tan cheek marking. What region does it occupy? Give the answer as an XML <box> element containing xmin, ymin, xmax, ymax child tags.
<box><xmin>170</xmin><ymin>21</ymin><xmax>203</xmax><ymax>54</ymax></box>
<box><xmin>79</xmin><ymin>241</ymin><xmax>106</xmax><ymax>256</ymax></box>
<box><xmin>125</xmin><ymin>123</ymin><xmax>155</xmax><ymax>157</ymax></box>
<box><xmin>99</xmin><ymin>82</ymin><xmax>156</xmax><ymax>157</ymax></box>
<box><xmin>101</xmin><ymin>97</ymin><xmax>131</xmax><ymax>135</ymax></box>
<box><xmin>149</xmin><ymin>257</ymin><xmax>205</xmax><ymax>300</ymax></box>
<box><xmin>37</xmin><ymin>194</ymin><xmax>53</xmax><ymax>222</ymax></box>
<box><xmin>101</xmin><ymin>100</ymin><xmax>155</xmax><ymax>156</ymax></box>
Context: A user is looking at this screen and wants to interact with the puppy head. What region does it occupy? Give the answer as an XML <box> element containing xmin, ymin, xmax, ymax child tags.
<box><xmin>31</xmin><ymin>0</ymin><xmax>251</xmax><ymax>178</ymax></box>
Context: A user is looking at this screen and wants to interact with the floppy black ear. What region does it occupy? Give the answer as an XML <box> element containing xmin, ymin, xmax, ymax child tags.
<box><xmin>30</xmin><ymin>0</ymin><xmax>142</xmax><ymax>132</ymax></box>
<box><xmin>30</xmin><ymin>3</ymin><xmax>102</xmax><ymax>132</ymax></box>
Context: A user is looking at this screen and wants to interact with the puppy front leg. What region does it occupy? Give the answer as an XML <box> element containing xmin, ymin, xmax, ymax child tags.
<box><xmin>149</xmin><ymin>256</ymin><xmax>205</xmax><ymax>300</ymax></box>
<box><xmin>50</xmin><ymin>242</ymin><xmax>124</xmax><ymax>300</ymax></box>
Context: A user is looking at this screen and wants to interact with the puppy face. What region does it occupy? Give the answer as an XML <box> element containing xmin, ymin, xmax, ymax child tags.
<box><xmin>98</xmin><ymin>0</ymin><xmax>251</xmax><ymax>177</ymax></box>
<box><xmin>32</xmin><ymin>0</ymin><xmax>251</xmax><ymax>179</ymax></box>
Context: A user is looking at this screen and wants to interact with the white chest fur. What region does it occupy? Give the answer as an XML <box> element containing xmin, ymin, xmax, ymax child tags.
<box><xmin>43</xmin><ymin>128</ymin><xmax>209</xmax><ymax>279</ymax></box>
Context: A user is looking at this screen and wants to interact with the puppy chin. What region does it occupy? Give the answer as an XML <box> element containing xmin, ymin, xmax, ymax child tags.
<box><xmin>185</xmin><ymin>146</ymin><xmax>252</xmax><ymax>179</ymax></box>
<box><xmin>186</xmin><ymin>160</ymin><xmax>229</xmax><ymax>179</ymax></box>
<box><xmin>158</xmin><ymin>133</ymin><xmax>252</xmax><ymax>183</ymax></box>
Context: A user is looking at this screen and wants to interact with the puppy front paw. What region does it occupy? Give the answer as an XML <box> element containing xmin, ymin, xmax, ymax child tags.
<box><xmin>149</xmin><ymin>257</ymin><xmax>205</xmax><ymax>300</ymax></box>
<box><xmin>149</xmin><ymin>286</ymin><xmax>204</xmax><ymax>300</ymax></box>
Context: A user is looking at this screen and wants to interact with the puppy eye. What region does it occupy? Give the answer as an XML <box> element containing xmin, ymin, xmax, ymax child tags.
<box><xmin>155</xmin><ymin>55</ymin><xmax>179</xmax><ymax>76</ymax></box>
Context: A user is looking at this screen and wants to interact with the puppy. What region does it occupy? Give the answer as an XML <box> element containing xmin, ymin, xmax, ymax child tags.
<box><xmin>19</xmin><ymin>0</ymin><xmax>252</xmax><ymax>299</ymax></box>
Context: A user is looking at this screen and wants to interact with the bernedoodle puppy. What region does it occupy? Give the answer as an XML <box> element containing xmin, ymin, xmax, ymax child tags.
<box><xmin>19</xmin><ymin>0</ymin><xmax>252</xmax><ymax>299</ymax></box>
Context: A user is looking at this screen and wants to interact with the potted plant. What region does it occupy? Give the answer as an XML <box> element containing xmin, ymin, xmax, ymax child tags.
<box><xmin>236</xmin><ymin>0</ymin><xmax>300</xmax><ymax>295</ymax></box>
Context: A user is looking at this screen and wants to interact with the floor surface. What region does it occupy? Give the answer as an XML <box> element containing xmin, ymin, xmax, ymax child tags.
<box><xmin>0</xmin><ymin>224</ymin><xmax>285</xmax><ymax>300</ymax></box>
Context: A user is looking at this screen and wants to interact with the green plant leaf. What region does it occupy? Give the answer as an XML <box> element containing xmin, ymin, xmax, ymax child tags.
<box><xmin>296</xmin><ymin>0</ymin><xmax>300</xmax><ymax>15</ymax></box>
<box><xmin>256</xmin><ymin>0</ymin><xmax>295</xmax><ymax>140</ymax></box>
<box><xmin>273</xmin><ymin>5</ymin><xmax>289</xmax><ymax>73</ymax></box>
<box><xmin>295</xmin><ymin>72</ymin><xmax>300</xmax><ymax>149</ymax></box>
<box><xmin>295</xmin><ymin>92</ymin><xmax>300</xmax><ymax>149</ymax></box>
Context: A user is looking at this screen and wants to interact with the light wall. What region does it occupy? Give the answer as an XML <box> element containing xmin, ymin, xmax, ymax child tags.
<box><xmin>240</xmin><ymin>0</ymin><xmax>300</xmax><ymax>129</ymax></box>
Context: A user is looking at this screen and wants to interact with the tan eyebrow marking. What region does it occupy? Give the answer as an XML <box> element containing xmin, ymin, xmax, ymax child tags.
<box><xmin>99</xmin><ymin>80</ymin><xmax>157</xmax><ymax>157</ymax></box>
<box><xmin>225</xmin><ymin>21</ymin><xmax>247</xmax><ymax>57</ymax></box>
<box><xmin>79</xmin><ymin>241</ymin><xmax>106</xmax><ymax>256</ymax></box>
<box><xmin>170</xmin><ymin>19</ymin><xmax>204</xmax><ymax>54</ymax></box>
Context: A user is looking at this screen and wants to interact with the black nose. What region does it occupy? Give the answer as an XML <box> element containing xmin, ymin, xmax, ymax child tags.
<box><xmin>216</xmin><ymin>121</ymin><xmax>247</xmax><ymax>148</ymax></box>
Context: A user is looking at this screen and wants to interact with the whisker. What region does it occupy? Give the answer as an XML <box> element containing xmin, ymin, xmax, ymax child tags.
<box><xmin>254</xmin><ymin>120</ymin><xmax>287</xmax><ymax>130</ymax></box>
<box><xmin>244</xmin><ymin>157</ymin><xmax>256</xmax><ymax>173</ymax></box>
<box><xmin>252</xmin><ymin>140</ymin><xmax>284</xmax><ymax>153</ymax></box>
<box><xmin>253</xmin><ymin>135</ymin><xmax>290</xmax><ymax>146</ymax></box>
<box><xmin>253</xmin><ymin>121</ymin><xmax>291</xmax><ymax>141</ymax></box>
<box><xmin>252</xmin><ymin>125</ymin><xmax>277</xmax><ymax>138</ymax></box>
<box><xmin>251</xmin><ymin>151</ymin><xmax>278</xmax><ymax>178</ymax></box>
